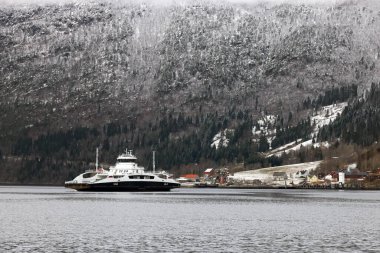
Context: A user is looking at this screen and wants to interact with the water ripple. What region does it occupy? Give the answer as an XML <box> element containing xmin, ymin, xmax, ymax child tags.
<box><xmin>1</xmin><ymin>186</ymin><xmax>380</xmax><ymax>252</ymax></box>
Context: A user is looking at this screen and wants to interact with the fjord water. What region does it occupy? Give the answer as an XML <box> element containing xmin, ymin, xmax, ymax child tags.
<box><xmin>1</xmin><ymin>187</ymin><xmax>379</xmax><ymax>252</ymax></box>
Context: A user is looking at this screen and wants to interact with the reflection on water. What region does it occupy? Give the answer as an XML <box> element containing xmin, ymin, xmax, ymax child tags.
<box><xmin>1</xmin><ymin>186</ymin><xmax>379</xmax><ymax>252</ymax></box>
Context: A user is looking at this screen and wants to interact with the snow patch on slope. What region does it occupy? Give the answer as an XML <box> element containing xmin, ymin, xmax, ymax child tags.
<box><xmin>211</xmin><ymin>129</ymin><xmax>234</xmax><ymax>149</ymax></box>
<box><xmin>252</xmin><ymin>114</ymin><xmax>277</xmax><ymax>146</ymax></box>
<box><xmin>311</xmin><ymin>102</ymin><xmax>347</xmax><ymax>138</ymax></box>
<box><xmin>267</xmin><ymin>102</ymin><xmax>346</xmax><ymax>157</ymax></box>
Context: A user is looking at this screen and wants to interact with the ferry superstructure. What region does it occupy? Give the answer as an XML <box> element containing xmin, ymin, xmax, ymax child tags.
<box><xmin>65</xmin><ymin>149</ymin><xmax>180</xmax><ymax>191</ymax></box>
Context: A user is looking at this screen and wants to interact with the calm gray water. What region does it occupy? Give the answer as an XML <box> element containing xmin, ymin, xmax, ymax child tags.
<box><xmin>0</xmin><ymin>187</ymin><xmax>379</xmax><ymax>252</ymax></box>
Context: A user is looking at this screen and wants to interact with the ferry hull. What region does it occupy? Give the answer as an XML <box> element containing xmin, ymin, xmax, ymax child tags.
<box><xmin>65</xmin><ymin>181</ymin><xmax>180</xmax><ymax>192</ymax></box>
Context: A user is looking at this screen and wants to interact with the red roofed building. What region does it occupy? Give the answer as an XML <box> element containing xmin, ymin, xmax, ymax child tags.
<box><xmin>183</xmin><ymin>174</ymin><xmax>199</xmax><ymax>180</ymax></box>
<box><xmin>177</xmin><ymin>174</ymin><xmax>200</xmax><ymax>183</ymax></box>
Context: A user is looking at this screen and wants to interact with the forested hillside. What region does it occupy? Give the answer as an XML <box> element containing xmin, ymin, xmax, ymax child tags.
<box><xmin>1</xmin><ymin>0</ymin><xmax>380</xmax><ymax>184</ymax></box>
<box><xmin>319</xmin><ymin>83</ymin><xmax>380</xmax><ymax>146</ymax></box>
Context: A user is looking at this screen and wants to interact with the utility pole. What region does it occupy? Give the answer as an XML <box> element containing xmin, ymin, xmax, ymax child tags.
<box><xmin>153</xmin><ymin>150</ymin><xmax>156</xmax><ymax>174</ymax></box>
<box><xmin>96</xmin><ymin>147</ymin><xmax>99</xmax><ymax>171</ymax></box>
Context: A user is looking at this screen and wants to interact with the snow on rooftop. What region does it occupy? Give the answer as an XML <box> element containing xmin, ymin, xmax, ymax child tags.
<box><xmin>346</xmin><ymin>163</ymin><xmax>357</xmax><ymax>171</ymax></box>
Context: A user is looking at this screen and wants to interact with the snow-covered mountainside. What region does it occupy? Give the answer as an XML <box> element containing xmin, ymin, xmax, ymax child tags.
<box><xmin>213</xmin><ymin>102</ymin><xmax>346</xmax><ymax>155</ymax></box>
<box><xmin>1</xmin><ymin>0</ymin><xmax>379</xmax><ymax>131</ymax></box>
<box><xmin>266</xmin><ymin>103</ymin><xmax>347</xmax><ymax>157</ymax></box>
<box><xmin>1</xmin><ymin>0</ymin><xmax>380</xmax><ymax>183</ymax></box>
<box><xmin>252</xmin><ymin>102</ymin><xmax>347</xmax><ymax>157</ymax></box>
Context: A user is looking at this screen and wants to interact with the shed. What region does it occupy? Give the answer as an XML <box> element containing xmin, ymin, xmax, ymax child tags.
<box><xmin>204</xmin><ymin>168</ymin><xmax>214</xmax><ymax>175</ymax></box>
<box><xmin>273</xmin><ymin>172</ymin><xmax>288</xmax><ymax>181</ymax></box>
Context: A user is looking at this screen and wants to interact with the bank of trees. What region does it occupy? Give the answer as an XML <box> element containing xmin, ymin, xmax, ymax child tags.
<box><xmin>319</xmin><ymin>83</ymin><xmax>380</xmax><ymax>146</ymax></box>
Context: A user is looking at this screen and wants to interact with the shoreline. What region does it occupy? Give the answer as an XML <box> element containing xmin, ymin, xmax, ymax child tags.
<box><xmin>1</xmin><ymin>183</ymin><xmax>379</xmax><ymax>190</ymax></box>
<box><xmin>217</xmin><ymin>185</ymin><xmax>380</xmax><ymax>190</ymax></box>
<box><xmin>193</xmin><ymin>184</ymin><xmax>380</xmax><ymax>190</ymax></box>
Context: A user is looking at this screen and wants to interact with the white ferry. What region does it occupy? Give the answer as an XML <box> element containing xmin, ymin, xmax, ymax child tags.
<box><xmin>65</xmin><ymin>149</ymin><xmax>180</xmax><ymax>191</ymax></box>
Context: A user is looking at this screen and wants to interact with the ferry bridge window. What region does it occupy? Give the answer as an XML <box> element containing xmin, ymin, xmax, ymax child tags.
<box><xmin>83</xmin><ymin>173</ymin><xmax>97</xmax><ymax>178</ymax></box>
<box><xmin>117</xmin><ymin>159</ymin><xmax>136</xmax><ymax>163</ymax></box>
<box><xmin>129</xmin><ymin>176</ymin><xmax>141</xmax><ymax>179</ymax></box>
